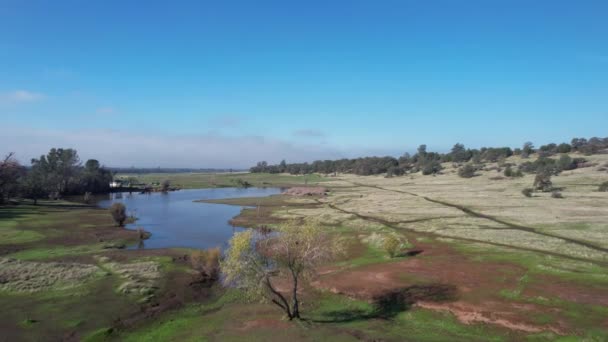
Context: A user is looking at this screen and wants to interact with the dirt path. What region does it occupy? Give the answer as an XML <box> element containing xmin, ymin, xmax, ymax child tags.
<box><xmin>319</xmin><ymin>199</ymin><xmax>608</xmax><ymax>267</ymax></box>
<box><xmin>349</xmin><ymin>182</ymin><xmax>608</xmax><ymax>257</ymax></box>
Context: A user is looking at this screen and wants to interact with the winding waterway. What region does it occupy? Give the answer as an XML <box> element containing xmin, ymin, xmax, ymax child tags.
<box><xmin>97</xmin><ymin>187</ymin><xmax>281</xmax><ymax>249</ymax></box>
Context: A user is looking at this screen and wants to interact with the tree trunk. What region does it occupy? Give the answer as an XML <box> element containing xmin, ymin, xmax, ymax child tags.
<box><xmin>265</xmin><ymin>276</ymin><xmax>293</xmax><ymax>319</ymax></box>
<box><xmin>290</xmin><ymin>268</ymin><xmax>300</xmax><ymax>320</ymax></box>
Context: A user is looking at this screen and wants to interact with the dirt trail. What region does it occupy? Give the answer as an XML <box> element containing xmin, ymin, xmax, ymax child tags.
<box><xmin>319</xmin><ymin>200</ymin><xmax>608</xmax><ymax>267</ymax></box>
<box><xmin>349</xmin><ymin>182</ymin><xmax>608</xmax><ymax>256</ymax></box>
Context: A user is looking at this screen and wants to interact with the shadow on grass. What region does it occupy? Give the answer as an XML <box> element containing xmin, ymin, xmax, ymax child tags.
<box><xmin>311</xmin><ymin>283</ymin><xmax>457</xmax><ymax>323</ymax></box>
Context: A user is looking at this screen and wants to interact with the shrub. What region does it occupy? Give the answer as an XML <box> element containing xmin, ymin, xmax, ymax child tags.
<box><xmin>421</xmin><ymin>161</ymin><xmax>442</xmax><ymax>175</ymax></box>
<box><xmin>234</xmin><ymin>178</ymin><xmax>252</xmax><ymax>188</ymax></box>
<box><xmin>522</xmin><ymin>188</ymin><xmax>533</xmax><ymax>197</ymax></box>
<box><xmin>599</xmin><ymin>182</ymin><xmax>608</xmax><ymax>192</ymax></box>
<box><xmin>457</xmin><ymin>164</ymin><xmax>476</xmax><ymax>178</ymax></box>
<box><xmin>557</xmin><ymin>155</ymin><xmax>576</xmax><ymax>171</ymax></box>
<box><xmin>533</xmin><ymin>168</ymin><xmax>553</xmax><ymax>192</ymax></box>
<box><xmin>109</xmin><ymin>203</ymin><xmax>127</xmax><ymax>227</ymax></box>
<box><xmin>161</xmin><ymin>179</ymin><xmax>171</xmax><ymax>192</ymax></box>
<box><xmin>383</xmin><ymin>235</ymin><xmax>401</xmax><ymax>258</ymax></box>
<box><xmin>551</xmin><ymin>190</ymin><xmax>563</xmax><ymax>199</ymax></box>
<box><xmin>504</xmin><ymin>166</ymin><xmax>523</xmax><ymax>177</ymax></box>
<box><xmin>191</xmin><ymin>248</ymin><xmax>221</xmax><ymax>280</ymax></box>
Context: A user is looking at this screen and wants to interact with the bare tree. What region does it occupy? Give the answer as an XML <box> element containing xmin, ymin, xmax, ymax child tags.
<box><xmin>222</xmin><ymin>220</ymin><xmax>342</xmax><ymax>320</ymax></box>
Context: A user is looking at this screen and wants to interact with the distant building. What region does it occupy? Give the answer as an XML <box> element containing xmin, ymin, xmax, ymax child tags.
<box><xmin>109</xmin><ymin>180</ymin><xmax>123</xmax><ymax>188</ymax></box>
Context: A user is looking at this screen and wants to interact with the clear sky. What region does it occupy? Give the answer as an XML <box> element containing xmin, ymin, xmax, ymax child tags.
<box><xmin>1</xmin><ymin>0</ymin><xmax>607</xmax><ymax>168</ymax></box>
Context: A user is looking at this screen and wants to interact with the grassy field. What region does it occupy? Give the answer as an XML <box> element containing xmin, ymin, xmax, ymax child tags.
<box><xmin>115</xmin><ymin>172</ymin><xmax>328</xmax><ymax>189</ymax></box>
<box><xmin>2</xmin><ymin>153</ymin><xmax>608</xmax><ymax>341</ymax></box>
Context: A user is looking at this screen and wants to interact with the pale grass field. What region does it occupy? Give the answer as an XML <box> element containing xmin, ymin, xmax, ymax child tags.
<box><xmin>272</xmin><ymin>153</ymin><xmax>608</xmax><ymax>262</ymax></box>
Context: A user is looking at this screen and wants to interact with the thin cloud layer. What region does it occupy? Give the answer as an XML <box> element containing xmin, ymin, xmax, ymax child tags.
<box><xmin>0</xmin><ymin>90</ymin><xmax>46</xmax><ymax>104</ymax></box>
<box><xmin>0</xmin><ymin>127</ymin><xmax>345</xmax><ymax>169</ymax></box>
<box><xmin>293</xmin><ymin>129</ymin><xmax>325</xmax><ymax>138</ymax></box>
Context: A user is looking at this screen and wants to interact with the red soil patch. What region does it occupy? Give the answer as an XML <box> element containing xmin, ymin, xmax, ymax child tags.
<box><xmin>524</xmin><ymin>276</ymin><xmax>608</xmax><ymax>307</ymax></box>
<box><xmin>239</xmin><ymin>318</ymin><xmax>291</xmax><ymax>331</ymax></box>
<box><xmin>312</xmin><ymin>240</ymin><xmax>597</xmax><ymax>335</ymax></box>
<box><xmin>416</xmin><ymin>301</ymin><xmax>567</xmax><ymax>334</ymax></box>
<box><xmin>283</xmin><ymin>187</ymin><xmax>328</xmax><ymax>196</ymax></box>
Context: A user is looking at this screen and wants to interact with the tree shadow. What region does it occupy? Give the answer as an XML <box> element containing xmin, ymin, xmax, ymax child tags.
<box><xmin>311</xmin><ymin>283</ymin><xmax>458</xmax><ymax>323</ymax></box>
<box><xmin>395</xmin><ymin>249</ymin><xmax>424</xmax><ymax>257</ymax></box>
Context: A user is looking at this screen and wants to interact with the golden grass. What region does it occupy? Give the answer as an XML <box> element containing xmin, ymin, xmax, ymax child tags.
<box><xmin>289</xmin><ymin>154</ymin><xmax>608</xmax><ymax>262</ymax></box>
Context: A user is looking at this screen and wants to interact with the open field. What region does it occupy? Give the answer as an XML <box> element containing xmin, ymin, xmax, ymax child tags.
<box><xmin>115</xmin><ymin>172</ymin><xmax>328</xmax><ymax>189</ymax></box>
<box><xmin>2</xmin><ymin>154</ymin><xmax>608</xmax><ymax>341</ymax></box>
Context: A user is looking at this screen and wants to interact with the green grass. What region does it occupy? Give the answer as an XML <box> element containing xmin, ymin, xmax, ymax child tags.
<box><xmin>116</xmin><ymin>172</ymin><xmax>328</xmax><ymax>189</ymax></box>
<box><xmin>0</xmin><ymin>227</ymin><xmax>45</xmax><ymax>244</ymax></box>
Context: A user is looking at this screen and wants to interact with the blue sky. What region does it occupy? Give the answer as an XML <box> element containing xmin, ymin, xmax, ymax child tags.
<box><xmin>1</xmin><ymin>0</ymin><xmax>607</xmax><ymax>167</ymax></box>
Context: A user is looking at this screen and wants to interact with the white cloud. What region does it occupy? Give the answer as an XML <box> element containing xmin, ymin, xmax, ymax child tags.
<box><xmin>0</xmin><ymin>127</ymin><xmax>346</xmax><ymax>169</ymax></box>
<box><xmin>0</xmin><ymin>90</ymin><xmax>46</xmax><ymax>104</ymax></box>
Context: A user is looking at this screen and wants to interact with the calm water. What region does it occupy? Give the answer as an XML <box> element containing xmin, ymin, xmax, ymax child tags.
<box><xmin>97</xmin><ymin>188</ymin><xmax>281</xmax><ymax>249</ymax></box>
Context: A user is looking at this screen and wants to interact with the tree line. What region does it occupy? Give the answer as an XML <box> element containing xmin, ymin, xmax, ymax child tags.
<box><xmin>250</xmin><ymin>136</ymin><xmax>608</xmax><ymax>176</ymax></box>
<box><xmin>0</xmin><ymin>148</ymin><xmax>113</xmax><ymax>204</ymax></box>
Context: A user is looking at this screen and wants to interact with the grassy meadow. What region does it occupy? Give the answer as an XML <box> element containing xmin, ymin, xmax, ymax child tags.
<box><xmin>1</xmin><ymin>153</ymin><xmax>608</xmax><ymax>341</ymax></box>
<box><xmin>115</xmin><ymin>172</ymin><xmax>328</xmax><ymax>189</ymax></box>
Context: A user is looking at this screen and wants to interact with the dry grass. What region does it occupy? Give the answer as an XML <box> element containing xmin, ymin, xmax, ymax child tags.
<box><xmin>0</xmin><ymin>258</ymin><xmax>100</xmax><ymax>292</ymax></box>
<box><xmin>290</xmin><ymin>154</ymin><xmax>608</xmax><ymax>262</ymax></box>
<box><xmin>95</xmin><ymin>256</ymin><xmax>161</xmax><ymax>297</ymax></box>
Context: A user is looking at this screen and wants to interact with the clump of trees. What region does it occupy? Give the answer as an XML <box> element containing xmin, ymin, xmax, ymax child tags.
<box><xmin>522</xmin><ymin>188</ymin><xmax>534</xmax><ymax>197</ymax></box>
<box><xmin>110</xmin><ymin>202</ymin><xmax>127</xmax><ymax>226</ymax></box>
<box><xmin>222</xmin><ymin>220</ymin><xmax>342</xmax><ymax>320</ymax></box>
<box><xmin>599</xmin><ymin>182</ymin><xmax>608</xmax><ymax>192</ymax></box>
<box><xmin>0</xmin><ymin>153</ymin><xmax>24</xmax><ymax>204</ymax></box>
<box><xmin>250</xmin><ymin>136</ymin><xmax>607</xmax><ymax>178</ymax></box>
<box><xmin>0</xmin><ymin>148</ymin><xmax>113</xmax><ymax>204</ymax></box>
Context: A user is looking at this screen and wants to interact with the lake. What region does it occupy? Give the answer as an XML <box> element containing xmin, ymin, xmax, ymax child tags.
<box><xmin>97</xmin><ymin>187</ymin><xmax>282</xmax><ymax>249</ymax></box>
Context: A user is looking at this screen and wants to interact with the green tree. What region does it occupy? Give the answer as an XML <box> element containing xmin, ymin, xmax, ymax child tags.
<box><xmin>533</xmin><ymin>167</ymin><xmax>553</xmax><ymax>192</ymax></box>
<box><xmin>522</xmin><ymin>142</ymin><xmax>534</xmax><ymax>158</ymax></box>
<box><xmin>30</xmin><ymin>148</ymin><xmax>81</xmax><ymax>195</ymax></box>
<box><xmin>109</xmin><ymin>203</ymin><xmax>127</xmax><ymax>226</ymax></box>
<box><xmin>0</xmin><ymin>153</ymin><xmax>24</xmax><ymax>203</ymax></box>
<box><xmin>22</xmin><ymin>165</ymin><xmax>47</xmax><ymax>205</ymax></box>
<box><xmin>383</xmin><ymin>235</ymin><xmax>401</xmax><ymax>258</ymax></box>
<box><xmin>222</xmin><ymin>220</ymin><xmax>341</xmax><ymax>320</ymax></box>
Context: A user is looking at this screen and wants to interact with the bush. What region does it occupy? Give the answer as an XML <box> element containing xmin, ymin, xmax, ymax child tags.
<box><xmin>551</xmin><ymin>190</ymin><xmax>563</xmax><ymax>199</ymax></box>
<box><xmin>599</xmin><ymin>182</ymin><xmax>608</xmax><ymax>192</ymax></box>
<box><xmin>234</xmin><ymin>178</ymin><xmax>252</xmax><ymax>188</ymax></box>
<box><xmin>457</xmin><ymin>164</ymin><xmax>476</xmax><ymax>178</ymax></box>
<box><xmin>161</xmin><ymin>179</ymin><xmax>171</xmax><ymax>192</ymax></box>
<box><xmin>522</xmin><ymin>188</ymin><xmax>533</xmax><ymax>197</ymax></box>
<box><xmin>557</xmin><ymin>155</ymin><xmax>576</xmax><ymax>171</ymax></box>
<box><xmin>533</xmin><ymin>168</ymin><xmax>553</xmax><ymax>192</ymax></box>
<box><xmin>109</xmin><ymin>203</ymin><xmax>127</xmax><ymax>227</ymax></box>
<box><xmin>191</xmin><ymin>248</ymin><xmax>221</xmax><ymax>279</ymax></box>
<box><xmin>421</xmin><ymin>161</ymin><xmax>442</xmax><ymax>175</ymax></box>
<box><xmin>383</xmin><ymin>235</ymin><xmax>401</xmax><ymax>258</ymax></box>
